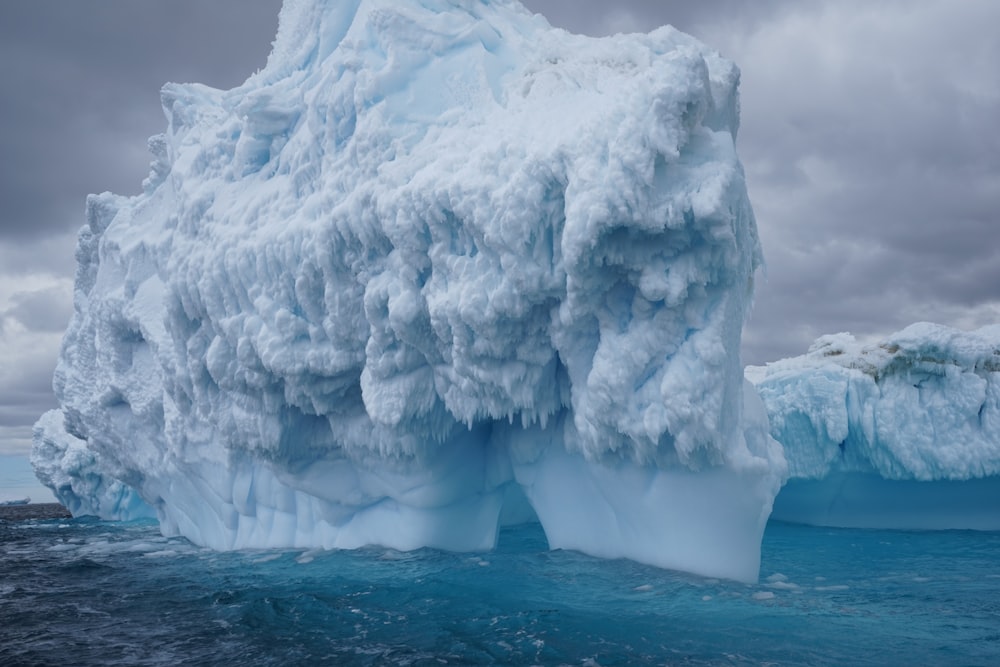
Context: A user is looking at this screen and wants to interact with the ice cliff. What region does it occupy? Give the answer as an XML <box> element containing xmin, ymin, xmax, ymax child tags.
<box><xmin>33</xmin><ymin>0</ymin><xmax>783</xmax><ymax>582</ymax></box>
<box><xmin>747</xmin><ymin>323</ymin><xmax>1000</xmax><ymax>529</ymax></box>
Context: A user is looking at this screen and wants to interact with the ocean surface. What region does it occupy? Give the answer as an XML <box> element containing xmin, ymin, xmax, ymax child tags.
<box><xmin>2</xmin><ymin>505</ymin><xmax>998</xmax><ymax>666</ymax></box>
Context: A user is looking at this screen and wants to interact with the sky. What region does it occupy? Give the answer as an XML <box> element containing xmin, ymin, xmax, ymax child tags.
<box><xmin>0</xmin><ymin>1</ymin><xmax>998</xmax><ymax>500</ymax></box>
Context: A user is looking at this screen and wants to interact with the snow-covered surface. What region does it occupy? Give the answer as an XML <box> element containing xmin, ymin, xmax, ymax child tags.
<box><xmin>747</xmin><ymin>323</ymin><xmax>1000</xmax><ymax>529</ymax></box>
<box><xmin>33</xmin><ymin>0</ymin><xmax>782</xmax><ymax>581</ymax></box>
<box><xmin>32</xmin><ymin>410</ymin><xmax>155</xmax><ymax>520</ymax></box>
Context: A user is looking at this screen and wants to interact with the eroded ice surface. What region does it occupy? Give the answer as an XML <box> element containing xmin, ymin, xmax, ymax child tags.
<box><xmin>32</xmin><ymin>410</ymin><xmax>155</xmax><ymax>521</ymax></box>
<box><xmin>33</xmin><ymin>0</ymin><xmax>782</xmax><ymax>581</ymax></box>
<box><xmin>747</xmin><ymin>323</ymin><xmax>1000</xmax><ymax>529</ymax></box>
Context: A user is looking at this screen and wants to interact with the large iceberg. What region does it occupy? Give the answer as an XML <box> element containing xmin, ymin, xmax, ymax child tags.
<box><xmin>33</xmin><ymin>0</ymin><xmax>783</xmax><ymax>582</ymax></box>
<box><xmin>747</xmin><ymin>323</ymin><xmax>1000</xmax><ymax>530</ymax></box>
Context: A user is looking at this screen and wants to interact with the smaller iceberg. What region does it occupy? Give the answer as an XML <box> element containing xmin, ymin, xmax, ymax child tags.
<box><xmin>747</xmin><ymin>322</ymin><xmax>1000</xmax><ymax>530</ymax></box>
<box><xmin>0</xmin><ymin>497</ymin><xmax>30</xmax><ymax>506</ymax></box>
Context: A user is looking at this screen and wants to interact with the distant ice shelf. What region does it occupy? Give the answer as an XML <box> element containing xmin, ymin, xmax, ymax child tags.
<box><xmin>33</xmin><ymin>0</ymin><xmax>783</xmax><ymax>582</ymax></box>
<box><xmin>747</xmin><ymin>322</ymin><xmax>1000</xmax><ymax>530</ymax></box>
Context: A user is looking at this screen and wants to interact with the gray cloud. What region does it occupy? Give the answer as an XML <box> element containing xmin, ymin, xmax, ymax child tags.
<box><xmin>0</xmin><ymin>231</ymin><xmax>78</xmax><ymax>278</ymax></box>
<box><xmin>0</xmin><ymin>329</ymin><xmax>62</xmax><ymax>440</ymax></box>
<box><xmin>1</xmin><ymin>285</ymin><xmax>74</xmax><ymax>334</ymax></box>
<box><xmin>521</xmin><ymin>0</ymin><xmax>792</xmax><ymax>38</ymax></box>
<box><xmin>689</xmin><ymin>0</ymin><xmax>1000</xmax><ymax>363</ymax></box>
<box><xmin>0</xmin><ymin>1</ymin><xmax>282</xmax><ymax>243</ymax></box>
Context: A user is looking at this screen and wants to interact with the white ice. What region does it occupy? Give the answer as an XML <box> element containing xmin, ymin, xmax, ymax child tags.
<box><xmin>747</xmin><ymin>322</ymin><xmax>1000</xmax><ymax>529</ymax></box>
<box><xmin>32</xmin><ymin>410</ymin><xmax>155</xmax><ymax>521</ymax></box>
<box><xmin>33</xmin><ymin>0</ymin><xmax>782</xmax><ymax>582</ymax></box>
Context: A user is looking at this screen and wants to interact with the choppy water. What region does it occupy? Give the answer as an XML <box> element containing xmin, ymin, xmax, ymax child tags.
<box><xmin>1</xmin><ymin>507</ymin><xmax>998</xmax><ymax>666</ymax></box>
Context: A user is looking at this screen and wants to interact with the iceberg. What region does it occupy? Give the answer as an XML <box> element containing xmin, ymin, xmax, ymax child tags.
<box><xmin>33</xmin><ymin>0</ymin><xmax>783</xmax><ymax>582</ymax></box>
<box><xmin>747</xmin><ymin>323</ymin><xmax>1000</xmax><ymax>530</ymax></box>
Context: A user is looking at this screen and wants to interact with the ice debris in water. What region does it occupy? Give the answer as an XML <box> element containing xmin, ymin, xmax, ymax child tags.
<box><xmin>32</xmin><ymin>0</ymin><xmax>784</xmax><ymax>582</ymax></box>
<box><xmin>746</xmin><ymin>322</ymin><xmax>1000</xmax><ymax>530</ymax></box>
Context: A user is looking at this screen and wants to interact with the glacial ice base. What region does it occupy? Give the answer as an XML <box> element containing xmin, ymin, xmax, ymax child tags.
<box><xmin>772</xmin><ymin>473</ymin><xmax>1000</xmax><ymax>531</ymax></box>
<box><xmin>515</xmin><ymin>445</ymin><xmax>777</xmax><ymax>583</ymax></box>
<box><xmin>37</xmin><ymin>408</ymin><xmax>777</xmax><ymax>582</ymax></box>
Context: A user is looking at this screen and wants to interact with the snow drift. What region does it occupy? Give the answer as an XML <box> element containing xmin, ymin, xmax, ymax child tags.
<box><xmin>33</xmin><ymin>0</ymin><xmax>782</xmax><ymax>581</ymax></box>
<box><xmin>747</xmin><ymin>323</ymin><xmax>1000</xmax><ymax>529</ymax></box>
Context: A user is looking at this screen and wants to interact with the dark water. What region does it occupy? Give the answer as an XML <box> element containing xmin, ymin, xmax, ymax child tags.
<box><xmin>1</xmin><ymin>509</ymin><xmax>998</xmax><ymax>666</ymax></box>
<box><xmin>0</xmin><ymin>503</ymin><xmax>71</xmax><ymax>522</ymax></box>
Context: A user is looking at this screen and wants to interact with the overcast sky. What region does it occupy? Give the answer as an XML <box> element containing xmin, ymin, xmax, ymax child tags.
<box><xmin>1</xmin><ymin>1</ymin><xmax>998</xmax><ymax>498</ymax></box>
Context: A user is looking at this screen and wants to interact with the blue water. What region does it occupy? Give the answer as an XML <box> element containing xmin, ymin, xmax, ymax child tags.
<box><xmin>2</xmin><ymin>511</ymin><xmax>998</xmax><ymax>666</ymax></box>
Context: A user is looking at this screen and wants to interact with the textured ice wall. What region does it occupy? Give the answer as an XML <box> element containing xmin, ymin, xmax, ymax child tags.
<box><xmin>32</xmin><ymin>410</ymin><xmax>155</xmax><ymax>521</ymax></box>
<box><xmin>34</xmin><ymin>0</ymin><xmax>782</xmax><ymax>581</ymax></box>
<box><xmin>747</xmin><ymin>323</ymin><xmax>1000</xmax><ymax>529</ymax></box>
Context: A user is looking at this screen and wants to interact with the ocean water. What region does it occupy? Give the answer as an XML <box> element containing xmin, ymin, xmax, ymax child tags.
<box><xmin>1</xmin><ymin>507</ymin><xmax>998</xmax><ymax>666</ymax></box>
